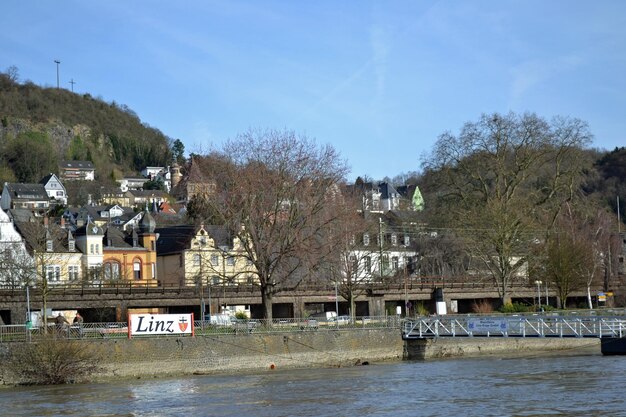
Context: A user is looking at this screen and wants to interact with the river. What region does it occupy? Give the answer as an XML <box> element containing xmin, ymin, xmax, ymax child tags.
<box><xmin>2</xmin><ymin>351</ymin><xmax>625</xmax><ymax>416</ymax></box>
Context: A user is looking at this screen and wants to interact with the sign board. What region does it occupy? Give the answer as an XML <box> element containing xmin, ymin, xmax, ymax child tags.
<box><xmin>129</xmin><ymin>313</ymin><xmax>194</xmax><ymax>337</ymax></box>
<box><xmin>436</xmin><ymin>301</ymin><xmax>447</xmax><ymax>315</ymax></box>
<box><xmin>468</xmin><ymin>318</ymin><xmax>508</xmax><ymax>334</ymax></box>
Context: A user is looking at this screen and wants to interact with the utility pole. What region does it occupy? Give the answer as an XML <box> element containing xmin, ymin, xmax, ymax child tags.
<box><xmin>54</xmin><ymin>60</ymin><xmax>60</xmax><ymax>89</ymax></box>
<box><xmin>69</xmin><ymin>78</ymin><xmax>76</xmax><ymax>92</ymax></box>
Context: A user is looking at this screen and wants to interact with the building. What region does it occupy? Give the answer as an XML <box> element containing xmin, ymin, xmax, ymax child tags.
<box><xmin>59</xmin><ymin>160</ymin><xmax>95</xmax><ymax>181</ymax></box>
<box><xmin>39</xmin><ymin>173</ymin><xmax>67</xmax><ymax>206</ymax></box>
<box><xmin>1</xmin><ymin>183</ymin><xmax>50</xmax><ymax>212</ymax></box>
<box><xmin>101</xmin><ymin>211</ymin><xmax>158</xmax><ymax>286</ymax></box>
<box><xmin>125</xmin><ymin>190</ymin><xmax>170</xmax><ymax>209</ymax></box>
<box><xmin>0</xmin><ymin>208</ymin><xmax>33</xmax><ymax>286</ymax></box>
<box><xmin>15</xmin><ymin>218</ymin><xmax>83</xmax><ymax>285</ymax></box>
<box><xmin>73</xmin><ymin>220</ymin><xmax>104</xmax><ymax>279</ymax></box>
<box><xmin>117</xmin><ymin>176</ymin><xmax>148</xmax><ymax>193</ymax></box>
<box><xmin>65</xmin><ymin>205</ymin><xmax>142</xmax><ymax>231</ymax></box>
<box><xmin>156</xmin><ymin>223</ymin><xmax>256</xmax><ymax>287</ymax></box>
<box><xmin>170</xmin><ymin>157</ymin><xmax>216</xmax><ymax>204</ymax></box>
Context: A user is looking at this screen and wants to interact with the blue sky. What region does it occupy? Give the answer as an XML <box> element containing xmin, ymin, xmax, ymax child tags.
<box><xmin>2</xmin><ymin>1</ymin><xmax>625</xmax><ymax>181</ymax></box>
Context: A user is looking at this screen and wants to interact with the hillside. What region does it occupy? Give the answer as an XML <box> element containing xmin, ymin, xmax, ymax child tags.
<box><xmin>0</xmin><ymin>68</ymin><xmax>173</xmax><ymax>184</ymax></box>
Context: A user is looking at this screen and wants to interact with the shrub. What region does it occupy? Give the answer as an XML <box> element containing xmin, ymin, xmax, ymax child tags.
<box><xmin>4</xmin><ymin>336</ymin><xmax>102</xmax><ymax>385</ymax></box>
<box><xmin>499</xmin><ymin>302</ymin><xmax>533</xmax><ymax>314</ymax></box>
<box><xmin>471</xmin><ymin>300</ymin><xmax>494</xmax><ymax>314</ymax></box>
<box><xmin>234</xmin><ymin>311</ymin><xmax>249</xmax><ymax>320</ymax></box>
<box><xmin>414</xmin><ymin>302</ymin><xmax>430</xmax><ymax>316</ymax></box>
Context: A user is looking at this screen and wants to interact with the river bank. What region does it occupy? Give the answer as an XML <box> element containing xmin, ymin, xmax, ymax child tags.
<box><xmin>0</xmin><ymin>329</ymin><xmax>602</xmax><ymax>385</ymax></box>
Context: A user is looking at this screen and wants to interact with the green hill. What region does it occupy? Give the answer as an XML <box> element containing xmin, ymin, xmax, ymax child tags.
<box><xmin>0</xmin><ymin>68</ymin><xmax>173</xmax><ymax>184</ymax></box>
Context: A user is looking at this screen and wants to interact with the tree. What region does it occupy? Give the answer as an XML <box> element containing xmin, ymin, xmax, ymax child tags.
<box><xmin>197</xmin><ymin>129</ymin><xmax>349</xmax><ymax>320</ymax></box>
<box><xmin>143</xmin><ymin>177</ymin><xmax>166</xmax><ymax>191</ymax></box>
<box><xmin>322</xmin><ymin>200</ymin><xmax>378</xmax><ymax>318</ymax></box>
<box><xmin>171</xmin><ymin>139</ymin><xmax>186</xmax><ymax>165</ymax></box>
<box><xmin>4</xmin><ymin>131</ymin><xmax>58</xmax><ymax>183</ymax></box>
<box><xmin>423</xmin><ymin>112</ymin><xmax>592</xmax><ymax>306</ymax></box>
<box><xmin>531</xmin><ymin>204</ymin><xmax>620</xmax><ymax>309</ymax></box>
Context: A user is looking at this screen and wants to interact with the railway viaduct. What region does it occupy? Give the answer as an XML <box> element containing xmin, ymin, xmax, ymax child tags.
<box><xmin>0</xmin><ymin>277</ymin><xmax>613</xmax><ymax>324</ymax></box>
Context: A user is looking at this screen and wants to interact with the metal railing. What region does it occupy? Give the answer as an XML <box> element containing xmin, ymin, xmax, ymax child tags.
<box><xmin>0</xmin><ymin>316</ymin><xmax>402</xmax><ymax>342</ymax></box>
<box><xmin>402</xmin><ymin>315</ymin><xmax>626</xmax><ymax>339</ymax></box>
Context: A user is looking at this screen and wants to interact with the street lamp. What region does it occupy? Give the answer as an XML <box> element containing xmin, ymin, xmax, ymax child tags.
<box><xmin>534</xmin><ymin>280</ymin><xmax>542</xmax><ymax>310</ymax></box>
<box><xmin>54</xmin><ymin>60</ymin><xmax>60</xmax><ymax>89</ymax></box>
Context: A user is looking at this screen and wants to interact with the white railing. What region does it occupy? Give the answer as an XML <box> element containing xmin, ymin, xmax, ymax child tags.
<box><xmin>402</xmin><ymin>315</ymin><xmax>626</xmax><ymax>339</ymax></box>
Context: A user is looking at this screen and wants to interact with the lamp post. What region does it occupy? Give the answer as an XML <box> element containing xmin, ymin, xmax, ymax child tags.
<box><xmin>54</xmin><ymin>60</ymin><xmax>60</xmax><ymax>89</ymax></box>
<box><xmin>534</xmin><ymin>280</ymin><xmax>542</xmax><ymax>310</ymax></box>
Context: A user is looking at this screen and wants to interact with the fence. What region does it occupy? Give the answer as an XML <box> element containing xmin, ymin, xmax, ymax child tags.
<box><xmin>0</xmin><ymin>316</ymin><xmax>403</xmax><ymax>343</ymax></box>
<box><xmin>402</xmin><ymin>315</ymin><xmax>626</xmax><ymax>339</ymax></box>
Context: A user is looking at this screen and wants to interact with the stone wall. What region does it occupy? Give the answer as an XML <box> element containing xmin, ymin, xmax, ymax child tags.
<box><xmin>92</xmin><ymin>329</ymin><xmax>405</xmax><ymax>379</ymax></box>
<box><xmin>0</xmin><ymin>330</ymin><xmax>604</xmax><ymax>384</ymax></box>
<box><xmin>405</xmin><ymin>337</ymin><xmax>600</xmax><ymax>360</ymax></box>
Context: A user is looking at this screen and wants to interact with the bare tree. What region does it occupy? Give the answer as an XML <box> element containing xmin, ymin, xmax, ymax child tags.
<box><xmin>322</xmin><ymin>202</ymin><xmax>379</xmax><ymax>317</ymax></box>
<box><xmin>197</xmin><ymin>129</ymin><xmax>349</xmax><ymax>320</ymax></box>
<box><xmin>423</xmin><ymin>112</ymin><xmax>592</xmax><ymax>306</ymax></box>
<box><xmin>535</xmin><ymin>204</ymin><xmax>619</xmax><ymax>309</ymax></box>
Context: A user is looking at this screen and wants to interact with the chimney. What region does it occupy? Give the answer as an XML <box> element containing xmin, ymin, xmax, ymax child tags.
<box><xmin>60</xmin><ymin>217</ymin><xmax>65</xmax><ymax>229</ymax></box>
<box><xmin>44</xmin><ymin>216</ymin><xmax>49</xmax><ymax>229</ymax></box>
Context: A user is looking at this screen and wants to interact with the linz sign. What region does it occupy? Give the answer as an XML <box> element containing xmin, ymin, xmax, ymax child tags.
<box><xmin>129</xmin><ymin>313</ymin><xmax>194</xmax><ymax>337</ymax></box>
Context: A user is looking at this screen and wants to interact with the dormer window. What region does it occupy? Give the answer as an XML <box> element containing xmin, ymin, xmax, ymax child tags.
<box><xmin>391</xmin><ymin>234</ymin><xmax>398</xmax><ymax>246</ymax></box>
<box><xmin>363</xmin><ymin>233</ymin><xmax>370</xmax><ymax>246</ymax></box>
<box><xmin>46</xmin><ymin>240</ymin><xmax>53</xmax><ymax>252</ymax></box>
<box><xmin>68</xmin><ymin>240</ymin><xmax>75</xmax><ymax>252</ymax></box>
<box><xmin>404</xmin><ymin>235</ymin><xmax>410</xmax><ymax>246</ymax></box>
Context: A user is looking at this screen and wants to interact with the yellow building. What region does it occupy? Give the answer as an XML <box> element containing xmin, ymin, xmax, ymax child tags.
<box><xmin>156</xmin><ymin>223</ymin><xmax>256</xmax><ymax>287</ymax></box>
<box><xmin>101</xmin><ymin>211</ymin><xmax>158</xmax><ymax>286</ymax></box>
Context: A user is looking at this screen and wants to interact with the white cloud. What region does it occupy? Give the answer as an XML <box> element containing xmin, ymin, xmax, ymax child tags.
<box><xmin>509</xmin><ymin>55</ymin><xmax>583</xmax><ymax>103</ymax></box>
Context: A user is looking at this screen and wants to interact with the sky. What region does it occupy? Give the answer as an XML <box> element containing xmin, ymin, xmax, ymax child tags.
<box><xmin>2</xmin><ymin>1</ymin><xmax>625</xmax><ymax>181</ymax></box>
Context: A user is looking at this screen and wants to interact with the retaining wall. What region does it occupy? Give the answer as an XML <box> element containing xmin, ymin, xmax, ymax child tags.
<box><xmin>405</xmin><ymin>337</ymin><xmax>600</xmax><ymax>359</ymax></box>
<box><xmin>0</xmin><ymin>330</ymin><xmax>603</xmax><ymax>384</ymax></box>
<box><xmin>92</xmin><ymin>329</ymin><xmax>405</xmax><ymax>379</ymax></box>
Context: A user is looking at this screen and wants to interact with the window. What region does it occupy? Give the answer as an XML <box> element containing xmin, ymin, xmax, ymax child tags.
<box><xmin>89</xmin><ymin>266</ymin><xmax>101</xmax><ymax>280</ymax></box>
<box><xmin>104</xmin><ymin>262</ymin><xmax>120</xmax><ymax>280</ymax></box>
<box><xmin>391</xmin><ymin>234</ymin><xmax>398</xmax><ymax>246</ymax></box>
<box><xmin>382</xmin><ymin>255</ymin><xmax>389</xmax><ymax>272</ymax></box>
<box><xmin>227</xmin><ymin>256</ymin><xmax>235</xmax><ymax>266</ymax></box>
<box><xmin>193</xmin><ymin>254</ymin><xmax>201</xmax><ymax>267</ymax></box>
<box><xmin>211</xmin><ymin>275</ymin><xmax>220</xmax><ymax>285</ymax></box>
<box><xmin>68</xmin><ymin>265</ymin><xmax>79</xmax><ymax>281</ymax></box>
<box><xmin>363</xmin><ymin>233</ymin><xmax>370</xmax><ymax>246</ymax></box>
<box><xmin>364</xmin><ymin>256</ymin><xmax>372</xmax><ymax>273</ymax></box>
<box><xmin>46</xmin><ymin>265</ymin><xmax>61</xmax><ymax>282</ymax></box>
<box><xmin>392</xmin><ymin>256</ymin><xmax>399</xmax><ymax>271</ymax></box>
<box><xmin>56</xmin><ymin>191</ymin><xmax>64</xmax><ymax>196</ymax></box>
<box><xmin>90</xmin><ymin>244</ymin><xmax>94</xmax><ymax>254</ymax></box>
<box><xmin>133</xmin><ymin>260</ymin><xmax>142</xmax><ymax>280</ymax></box>
<box><xmin>210</xmin><ymin>255</ymin><xmax>219</xmax><ymax>266</ymax></box>
<box><xmin>349</xmin><ymin>255</ymin><xmax>358</xmax><ymax>274</ymax></box>
<box><xmin>152</xmin><ymin>263</ymin><xmax>156</xmax><ymax>278</ymax></box>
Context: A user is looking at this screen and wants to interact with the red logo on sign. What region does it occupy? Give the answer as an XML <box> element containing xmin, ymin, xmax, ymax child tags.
<box><xmin>178</xmin><ymin>317</ymin><xmax>188</xmax><ymax>332</ymax></box>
